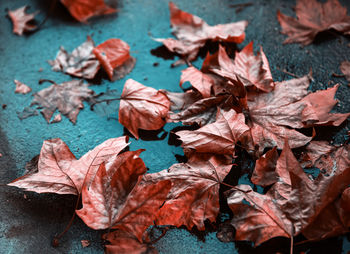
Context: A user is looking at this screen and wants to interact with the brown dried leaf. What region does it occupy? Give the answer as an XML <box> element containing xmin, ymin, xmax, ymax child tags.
<box><xmin>144</xmin><ymin>153</ymin><xmax>233</xmax><ymax>230</ymax></box>
<box><xmin>48</xmin><ymin>36</ymin><xmax>100</xmax><ymax>79</ymax></box>
<box><xmin>176</xmin><ymin>109</ymin><xmax>249</xmax><ymax>155</ymax></box>
<box><xmin>277</xmin><ymin>0</ymin><xmax>350</xmax><ymax>45</ymax></box>
<box><xmin>8</xmin><ymin>137</ymin><xmax>129</xmax><ymax>195</ymax></box>
<box><xmin>31</xmin><ymin>80</ymin><xmax>94</xmax><ymax>124</ymax></box>
<box><xmin>119</xmin><ymin>79</ymin><xmax>170</xmax><ymax>139</ymax></box>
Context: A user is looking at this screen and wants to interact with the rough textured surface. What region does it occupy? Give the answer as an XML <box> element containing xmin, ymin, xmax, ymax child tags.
<box><xmin>0</xmin><ymin>0</ymin><xmax>349</xmax><ymax>253</ymax></box>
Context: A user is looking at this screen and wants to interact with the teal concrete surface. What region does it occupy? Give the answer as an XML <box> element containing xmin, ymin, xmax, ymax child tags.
<box><xmin>0</xmin><ymin>0</ymin><xmax>349</xmax><ymax>253</ymax></box>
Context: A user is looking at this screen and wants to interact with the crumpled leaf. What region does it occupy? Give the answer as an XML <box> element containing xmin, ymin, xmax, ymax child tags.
<box><xmin>76</xmin><ymin>150</ymin><xmax>171</xmax><ymax>240</ymax></box>
<box><xmin>48</xmin><ymin>36</ymin><xmax>100</xmax><ymax>79</ymax></box>
<box><xmin>176</xmin><ymin>109</ymin><xmax>249</xmax><ymax>155</ymax></box>
<box><xmin>31</xmin><ymin>80</ymin><xmax>94</xmax><ymax>124</ymax></box>
<box><xmin>8</xmin><ymin>6</ymin><xmax>38</xmax><ymax>35</ymax></box>
<box><xmin>8</xmin><ymin>137</ymin><xmax>129</xmax><ymax>195</ymax></box>
<box><xmin>119</xmin><ymin>79</ymin><xmax>170</xmax><ymax>139</ymax></box>
<box><xmin>212</xmin><ymin>43</ymin><xmax>274</xmax><ymax>92</ymax></box>
<box><xmin>154</xmin><ymin>2</ymin><xmax>248</xmax><ymax>64</ymax></box>
<box><xmin>103</xmin><ymin>230</ymin><xmax>157</xmax><ymax>254</ymax></box>
<box><xmin>93</xmin><ymin>39</ymin><xmax>135</xmax><ymax>81</ymax></box>
<box><xmin>300</xmin><ymin>141</ymin><xmax>350</xmax><ymax>175</ymax></box>
<box><xmin>144</xmin><ymin>153</ymin><xmax>233</xmax><ymax>230</ymax></box>
<box><xmin>60</xmin><ymin>0</ymin><xmax>116</xmax><ymax>23</ymax></box>
<box><xmin>340</xmin><ymin>60</ymin><xmax>350</xmax><ymax>83</ymax></box>
<box><xmin>277</xmin><ymin>0</ymin><xmax>350</xmax><ymax>45</ymax></box>
<box><xmin>14</xmin><ymin>80</ymin><xmax>31</xmax><ymax>94</ymax></box>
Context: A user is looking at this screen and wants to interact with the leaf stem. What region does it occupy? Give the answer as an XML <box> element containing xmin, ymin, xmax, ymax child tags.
<box><xmin>31</xmin><ymin>0</ymin><xmax>57</xmax><ymax>34</ymax></box>
<box><xmin>39</xmin><ymin>79</ymin><xmax>58</xmax><ymax>86</ymax></box>
<box><xmin>52</xmin><ymin>193</ymin><xmax>81</xmax><ymax>247</ymax></box>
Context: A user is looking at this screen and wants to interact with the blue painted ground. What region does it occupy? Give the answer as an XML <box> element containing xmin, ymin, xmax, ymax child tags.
<box><xmin>0</xmin><ymin>0</ymin><xmax>349</xmax><ymax>253</ymax></box>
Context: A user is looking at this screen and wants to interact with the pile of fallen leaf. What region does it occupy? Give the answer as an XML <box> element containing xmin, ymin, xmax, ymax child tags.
<box><xmin>6</xmin><ymin>0</ymin><xmax>350</xmax><ymax>253</ymax></box>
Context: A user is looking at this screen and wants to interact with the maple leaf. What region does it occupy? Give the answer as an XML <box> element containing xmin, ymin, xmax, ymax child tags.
<box><xmin>340</xmin><ymin>60</ymin><xmax>350</xmax><ymax>82</ymax></box>
<box><xmin>211</xmin><ymin>43</ymin><xmax>274</xmax><ymax>92</ymax></box>
<box><xmin>93</xmin><ymin>39</ymin><xmax>136</xmax><ymax>81</ymax></box>
<box><xmin>277</xmin><ymin>0</ymin><xmax>350</xmax><ymax>45</ymax></box>
<box><xmin>227</xmin><ymin>184</ymin><xmax>292</xmax><ymax>246</ymax></box>
<box><xmin>154</xmin><ymin>2</ymin><xmax>248</xmax><ymax>65</ymax></box>
<box><xmin>48</xmin><ymin>36</ymin><xmax>100</xmax><ymax>79</ymax></box>
<box><xmin>143</xmin><ymin>153</ymin><xmax>233</xmax><ymax>230</ymax></box>
<box><xmin>180</xmin><ymin>66</ymin><xmax>214</xmax><ymax>98</ymax></box>
<box><xmin>76</xmin><ymin>150</ymin><xmax>171</xmax><ymax>240</ymax></box>
<box><xmin>227</xmin><ymin>140</ymin><xmax>350</xmax><ymax>246</ymax></box>
<box><xmin>119</xmin><ymin>79</ymin><xmax>170</xmax><ymax>139</ymax></box>
<box><xmin>244</xmin><ymin>75</ymin><xmax>313</xmax><ymax>153</ymax></box>
<box><xmin>176</xmin><ymin>109</ymin><xmax>249</xmax><ymax>155</ymax></box>
<box><xmin>165</xmin><ymin>92</ymin><xmax>229</xmax><ymax>126</ymax></box>
<box><xmin>60</xmin><ymin>0</ymin><xmax>116</xmax><ymax>23</ymax></box>
<box><xmin>103</xmin><ymin>230</ymin><xmax>157</xmax><ymax>254</ymax></box>
<box><xmin>301</xmin><ymin>84</ymin><xmax>350</xmax><ymax>126</ymax></box>
<box><xmin>31</xmin><ymin>79</ymin><xmax>94</xmax><ymax>124</ymax></box>
<box><xmin>8</xmin><ymin>6</ymin><xmax>39</xmax><ymax>35</ymax></box>
<box><xmin>14</xmin><ymin>80</ymin><xmax>32</xmax><ymax>94</ymax></box>
<box><xmin>8</xmin><ymin>136</ymin><xmax>129</xmax><ymax>195</ymax></box>
<box><xmin>302</xmin><ymin>187</ymin><xmax>350</xmax><ymax>241</ymax></box>
<box><xmin>251</xmin><ymin>147</ymin><xmax>279</xmax><ymax>187</ymax></box>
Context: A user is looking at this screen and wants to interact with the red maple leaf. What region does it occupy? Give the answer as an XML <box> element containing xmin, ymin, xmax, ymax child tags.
<box><xmin>8</xmin><ymin>136</ymin><xmax>129</xmax><ymax>195</ymax></box>
<box><xmin>76</xmin><ymin>150</ymin><xmax>171</xmax><ymax>240</ymax></box>
<box><xmin>144</xmin><ymin>153</ymin><xmax>233</xmax><ymax>230</ymax></box>
<box><xmin>277</xmin><ymin>0</ymin><xmax>350</xmax><ymax>45</ymax></box>
<box><xmin>175</xmin><ymin>109</ymin><xmax>249</xmax><ymax>155</ymax></box>
<box><xmin>60</xmin><ymin>0</ymin><xmax>116</xmax><ymax>23</ymax></box>
<box><xmin>211</xmin><ymin>43</ymin><xmax>274</xmax><ymax>92</ymax></box>
<box><xmin>227</xmin><ymin>140</ymin><xmax>350</xmax><ymax>246</ymax></box>
<box><xmin>154</xmin><ymin>2</ymin><xmax>248</xmax><ymax>65</ymax></box>
<box><xmin>8</xmin><ymin>6</ymin><xmax>39</xmax><ymax>35</ymax></box>
<box><xmin>93</xmin><ymin>39</ymin><xmax>136</xmax><ymax>81</ymax></box>
<box><xmin>119</xmin><ymin>79</ymin><xmax>170</xmax><ymax>139</ymax></box>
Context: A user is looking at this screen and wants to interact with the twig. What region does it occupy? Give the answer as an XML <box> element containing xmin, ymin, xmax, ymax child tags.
<box><xmin>332</xmin><ymin>73</ymin><xmax>345</xmax><ymax>78</ymax></box>
<box><xmin>276</xmin><ymin>67</ymin><xmax>300</xmax><ymax>78</ymax></box>
<box><xmin>229</xmin><ymin>3</ymin><xmax>253</xmax><ymax>13</ymax></box>
<box><xmin>31</xmin><ymin>0</ymin><xmax>57</xmax><ymax>34</ymax></box>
